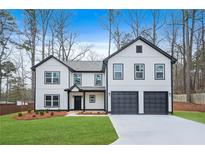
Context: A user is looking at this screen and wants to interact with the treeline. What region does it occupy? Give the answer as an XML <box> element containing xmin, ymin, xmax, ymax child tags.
<box><xmin>0</xmin><ymin>10</ymin><xmax>205</xmax><ymax>103</ymax></box>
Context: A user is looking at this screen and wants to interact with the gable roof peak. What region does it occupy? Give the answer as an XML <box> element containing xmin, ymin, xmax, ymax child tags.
<box><xmin>103</xmin><ymin>36</ymin><xmax>177</xmax><ymax>64</ymax></box>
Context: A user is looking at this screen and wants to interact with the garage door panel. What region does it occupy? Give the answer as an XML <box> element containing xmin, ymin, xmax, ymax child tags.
<box><xmin>111</xmin><ymin>91</ymin><xmax>138</xmax><ymax>114</ymax></box>
<box><xmin>144</xmin><ymin>92</ymin><xmax>168</xmax><ymax>115</ymax></box>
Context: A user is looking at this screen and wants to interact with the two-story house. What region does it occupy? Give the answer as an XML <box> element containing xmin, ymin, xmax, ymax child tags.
<box><xmin>31</xmin><ymin>36</ymin><xmax>176</xmax><ymax>115</ymax></box>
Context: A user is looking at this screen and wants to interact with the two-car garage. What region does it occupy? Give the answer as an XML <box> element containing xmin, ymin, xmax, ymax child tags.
<box><xmin>111</xmin><ymin>91</ymin><xmax>168</xmax><ymax>115</ymax></box>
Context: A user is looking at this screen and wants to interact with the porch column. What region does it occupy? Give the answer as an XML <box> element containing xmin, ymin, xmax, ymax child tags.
<box><xmin>83</xmin><ymin>91</ymin><xmax>85</xmax><ymax>111</ymax></box>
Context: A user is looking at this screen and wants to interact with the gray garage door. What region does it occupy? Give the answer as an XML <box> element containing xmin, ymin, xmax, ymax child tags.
<box><xmin>111</xmin><ymin>91</ymin><xmax>138</xmax><ymax>114</ymax></box>
<box><xmin>144</xmin><ymin>91</ymin><xmax>168</xmax><ymax>115</ymax></box>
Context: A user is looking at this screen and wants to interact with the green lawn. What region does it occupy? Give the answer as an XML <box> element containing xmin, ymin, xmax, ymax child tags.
<box><xmin>0</xmin><ymin>114</ymin><xmax>118</xmax><ymax>145</ymax></box>
<box><xmin>174</xmin><ymin>111</ymin><xmax>205</xmax><ymax>124</ymax></box>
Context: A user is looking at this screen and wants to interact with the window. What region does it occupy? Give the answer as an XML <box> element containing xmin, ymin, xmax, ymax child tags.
<box><xmin>95</xmin><ymin>74</ymin><xmax>102</xmax><ymax>86</ymax></box>
<box><xmin>113</xmin><ymin>64</ymin><xmax>123</xmax><ymax>80</ymax></box>
<box><xmin>74</xmin><ymin>74</ymin><xmax>82</xmax><ymax>86</ymax></box>
<box><xmin>155</xmin><ymin>64</ymin><xmax>165</xmax><ymax>80</ymax></box>
<box><xmin>45</xmin><ymin>94</ymin><xmax>60</xmax><ymax>107</ymax></box>
<box><xmin>136</xmin><ymin>45</ymin><xmax>142</xmax><ymax>53</ymax></box>
<box><xmin>45</xmin><ymin>71</ymin><xmax>60</xmax><ymax>84</ymax></box>
<box><xmin>89</xmin><ymin>95</ymin><xmax>96</xmax><ymax>103</ymax></box>
<box><xmin>134</xmin><ymin>64</ymin><xmax>145</xmax><ymax>80</ymax></box>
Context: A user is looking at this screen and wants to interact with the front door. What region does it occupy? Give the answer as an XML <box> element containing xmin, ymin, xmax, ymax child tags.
<box><xmin>74</xmin><ymin>96</ymin><xmax>81</xmax><ymax>110</ymax></box>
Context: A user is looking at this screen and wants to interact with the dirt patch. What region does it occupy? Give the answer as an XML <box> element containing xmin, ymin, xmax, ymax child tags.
<box><xmin>174</xmin><ymin>102</ymin><xmax>205</xmax><ymax>112</ymax></box>
<box><xmin>15</xmin><ymin>111</ymin><xmax>68</xmax><ymax>120</ymax></box>
<box><xmin>77</xmin><ymin>111</ymin><xmax>107</xmax><ymax>115</ymax></box>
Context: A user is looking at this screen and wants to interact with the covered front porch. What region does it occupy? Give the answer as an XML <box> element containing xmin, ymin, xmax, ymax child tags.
<box><xmin>64</xmin><ymin>85</ymin><xmax>106</xmax><ymax>111</ymax></box>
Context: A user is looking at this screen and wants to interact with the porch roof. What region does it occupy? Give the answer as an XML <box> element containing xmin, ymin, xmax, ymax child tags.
<box><xmin>64</xmin><ymin>85</ymin><xmax>105</xmax><ymax>92</ymax></box>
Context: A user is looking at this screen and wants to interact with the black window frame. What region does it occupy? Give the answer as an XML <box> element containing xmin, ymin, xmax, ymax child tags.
<box><xmin>44</xmin><ymin>71</ymin><xmax>60</xmax><ymax>84</ymax></box>
<box><xmin>154</xmin><ymin>64</ymin><xmax>165</xmax><ymax>80</ymax></box>
<box><xmin>73</xmin><ymin>73</ymin><xmax>82</xmax><ymax>86</ymax></box>
<box><xmin>44</xmin><ymin>94</ymin><xmax>60</xmax><ymax>108</ymax></box>
<box><xmin>136</xmin><ymin>45</ymin><xmax>142</xmax><ymax>53</ymax></box>
<box><xmin>134</xmin><ymin>63</ymin><xmax>145</xmax><ymax>80</ymax></box>
<box><xmin>94</xmin><ymin>74</ymin><xmax>103</xmax><ymax>86</ymax></box>
<box><xmin>89</xmin><ymin>95</ymin><xmax>96</xmax><ymax>103</ymax></box>
<box><xmin>113</xmin><ymin>63</ymin><xmax>124</xmax><ymax>80</ymax></box>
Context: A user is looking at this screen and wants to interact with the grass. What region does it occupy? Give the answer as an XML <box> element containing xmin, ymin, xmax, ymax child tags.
<box><xmin>0</xmin><ymin>114</ymin><xmax>118</xmax><ymax>145</ymax></box>
<box><xmin>174</xmin><ymin>111</ymin><xmax>205</xmax><ymax>124</ymax></box>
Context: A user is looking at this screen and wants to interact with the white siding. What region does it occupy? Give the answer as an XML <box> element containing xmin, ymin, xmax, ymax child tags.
<box><xmin>85</xmin><ymin>92</ymin><xmax>104</xmax><ymax>109</ymax></box>
<box><xmin>107</xmin><ymin>40</ymin><xmax>172</xmax><ymax>113</ymax></box>
<box><xmin>69</xmin><ymin>92</ymin><xmax>104</xmax><ymax>110</ymax></box>
<box><xmin>35</xmin><ymin>58</ymin><xmax>69</xmax><ymax>110</ymax></box>
<box><xmin>70</xmin><ymin>72</ymin><xmax>105</xmax><ymax>87</ymax></box>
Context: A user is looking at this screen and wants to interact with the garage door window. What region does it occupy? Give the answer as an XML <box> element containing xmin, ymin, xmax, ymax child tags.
<box><xmin>134</xmin><ymin>64</ymin><xmax>145</xmax><ymax>80</ymax></box>
<box><xmin>113</xmin><ymin>64</ymin><xmax>123</xmax><ymax>80</ymax></box>
<box><xmin>155</xmin><ymin>64</ymin><xmax>165</xmax><ymax>80</ymax></box>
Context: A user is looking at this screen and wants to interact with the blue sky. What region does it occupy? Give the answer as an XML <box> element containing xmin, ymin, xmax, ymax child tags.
<box><xmin>9</xmin><ymin>9</ymin><xmax>174</xmax><ymax>56</ymax></box>
<box><xmin>9</xmin><ymin>9</ymin><xmax>157</xmax><ymax>42</ymax></box>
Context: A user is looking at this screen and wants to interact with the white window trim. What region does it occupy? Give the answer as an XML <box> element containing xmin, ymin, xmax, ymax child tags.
<box><xmin>44</xmin><ymin>71</ymin><xmax>60</xmax><ymax>84</ymax></box>
<box><xmin>94</xmin><ymin>74</ymin><xmax>102</xmax><ymax>86</ymax></box>
<box><xmin>134</xmin><ymin>64</ymin><xmax>145</xmax><ymax>80</ymax></box>
<box><xmin>44</xmin><ymin>94</ymin><xmax>60</xmax><ymax>108</ymax></box>
<box><xmin>73</xmin><ymin>73</ymin><xmax>82</xmax><ymax>86</ymax></box>
<box><xmin>113</xmin><ymin>63</ymin><xmax>123</xmax><ymax>80</ymax></box>
<box><xmin>89</xmin><ymin>95</ymin><xmax>96</xmax><ymax>103</ymax></box>
<box><xmin>155</xmin><ymin>64</ymin><xmax>165</xmax><ymax>80</ymax></box>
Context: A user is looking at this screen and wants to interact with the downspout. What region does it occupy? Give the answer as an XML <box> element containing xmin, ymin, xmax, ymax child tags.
<box><xmin>106</xmin><ymin>62</ymin><xmax>109</xmax><ymax>112</ymax></box>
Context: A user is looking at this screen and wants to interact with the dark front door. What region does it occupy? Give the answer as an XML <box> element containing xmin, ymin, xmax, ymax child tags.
<box><xmin>74</xmin><ymin>96</ymin><xmax>81</xmax><ymax>110</ymax></box>
<box><xmin>111</xmin><ymin>91</ymin><xmax>139</xmax><ymax>114</ymax></box>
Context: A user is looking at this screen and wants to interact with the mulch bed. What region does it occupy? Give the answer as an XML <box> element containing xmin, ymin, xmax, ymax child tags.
<box><xmin>15</xmin><ymin>111</ymin><xmax>68</xmax><ymax>120</ymax></box>
<box><xmin>174</xmin><ymin>102</ymin><xmax>205</xmax><ymax>112</ymax></box>
<box><xmin>77</xmin><ymin>111</ymin><xmax>107</xmax><ymax>115</ymax></box>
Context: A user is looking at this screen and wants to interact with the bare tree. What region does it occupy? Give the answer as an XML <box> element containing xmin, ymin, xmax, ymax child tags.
<box><xmin>53</xmin><ymin>10</ymin><xmax>73</xmax><ymax>60</ymax></box>
<box><xmin>22</xmin><ymin>9</ymin><xmax>37</xmax><ymax>100</ymax></box>
<box><xmin>142</xmin><ymin>10</ymin><xmax>165</xmax><ymax>45</ymax></box>
<box><xmin>70</xmin><ymin>45</ymin><xmax>93</xmax><ymax>61</ymax></box>
<box><xmin>184</xmin><ymin>10</ymin><xmax>196</xmax><ymax>102</ymax></box>
<box><xmin>0</xmin><ymin>10</ymin><xmax>17</xmax><ymax>99</ymax></box>
<box><xmin>86</xmin><ymin>50</ymin><xmax>104</xmax><ymax>61</ymax></box>
<box><xmin>128</xmin><ymin>10</ymin><xmax>145</xmax><ymax>38</ymax></box>
<box><xmin>38</xmin><ymin>9</ymin><xmax>53</xmax><ymax>60</ymax></box>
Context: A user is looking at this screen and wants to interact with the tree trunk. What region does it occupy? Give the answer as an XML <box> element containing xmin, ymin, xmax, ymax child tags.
<box><xmin>6</xmin><ymin>76</ymin><xmax>8</xmax><ymax>103</ymax></box>
<box><xmin>182</xmin><ymin>10</ymin><xmax>186</xmax><ymax>93</ymax></box>
<box><xmin>108</xmin><ymin>10</ymin><xmax>113</xmax><ymax>56</ymax></box>
<box><xmin>42</xmin><ymin>27</ymin><xmax>45</xmax><ymax>59</ymax></box>
<box><xmin>185</xmin><ymin>10</ymin><xmax>191</xmax><ymax>103</ymax></box>
<box><xmin>152</xmin><ymin>11</ymin><xmax>157</xmax><ymax>45</ymax></box>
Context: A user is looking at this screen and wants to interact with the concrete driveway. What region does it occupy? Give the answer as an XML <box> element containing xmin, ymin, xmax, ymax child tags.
<box><xmin>109</xmin><ymin>115</ymin><xmax>205</xmax><ymax>145</ymax></box>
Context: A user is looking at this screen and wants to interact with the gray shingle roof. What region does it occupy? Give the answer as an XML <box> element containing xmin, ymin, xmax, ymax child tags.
<box><xmin>64</xmin><ymin>61</ymin><xmax>103</xmax><ymax>72</ymax></box>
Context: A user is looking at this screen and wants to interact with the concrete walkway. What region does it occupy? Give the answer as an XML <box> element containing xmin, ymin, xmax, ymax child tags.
<box><xmin>109</xmin><ymin>115</ymin><xmax>205</xmax><ymax>145</ymax></box>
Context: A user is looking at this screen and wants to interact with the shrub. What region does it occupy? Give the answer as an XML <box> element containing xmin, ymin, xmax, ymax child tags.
<box><xmin>40</xmin><ymin>111</ymin><xmax>44</xmax><ymax>116</ymax></box>
<box><xmin>32</xmin><ymin>115</ymin><xmax>36</xmax><ymax>117</ymax></box>
<box><xmin>35</xmin><ymin>111</ymin><xmax>39</xmax><ymax>115</ymax></box>
<box><xmin>18</xmin><ymin>112</ymin><xmax>22</xmax><ymax>117</ymax></box>
<box><xmin>50</xmin><ymin>112</ymin><xmax>54</xmax><ymax>116</ymax></box>
<box><xmin>28</xmin><ymin>109</ymin><xmax>31</xmax><ymax>113</ymax></box>
<box><xmin>45</xmin><ymin>109</ymin><xmax>49</xmax><ymax>113</ymax></box>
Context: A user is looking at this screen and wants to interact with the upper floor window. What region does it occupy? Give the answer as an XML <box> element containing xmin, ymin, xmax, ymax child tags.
<box><xmin>95</xmin><ymin>74</ymin><xmax>102</xmax><ymax>86</ymax></box>
<box><xmin>74</xmin><ymin>74</ymin><xmax>82</xmax><ymax>86</ymax></box>
<box><xmin>113</xmin><ymin>64</ymin><xmax>123</xmax><ymax>80</ymax></box>
<box><xmin>155</xmin><ymin>64</ymin><xmax>165</xmax><ymax>80</ymax></box>
<box><xmin>136</xmin><ymin>45</ymin><xmax>142</xmax><ymax>53</ymax></box>
<box><xmin>45</xmin><ymin>94</ymin><xmax>60</xmax><ymax>107</ymax></box>
<box><xmin>45</xmin><ymin>71</ymin><xmax>60</xmax><ymax>84</ymax></box>
<box><xmin>134</xmin><ymin>64</ymin><xmax>145</xmax><ymax>80</ymax></box>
